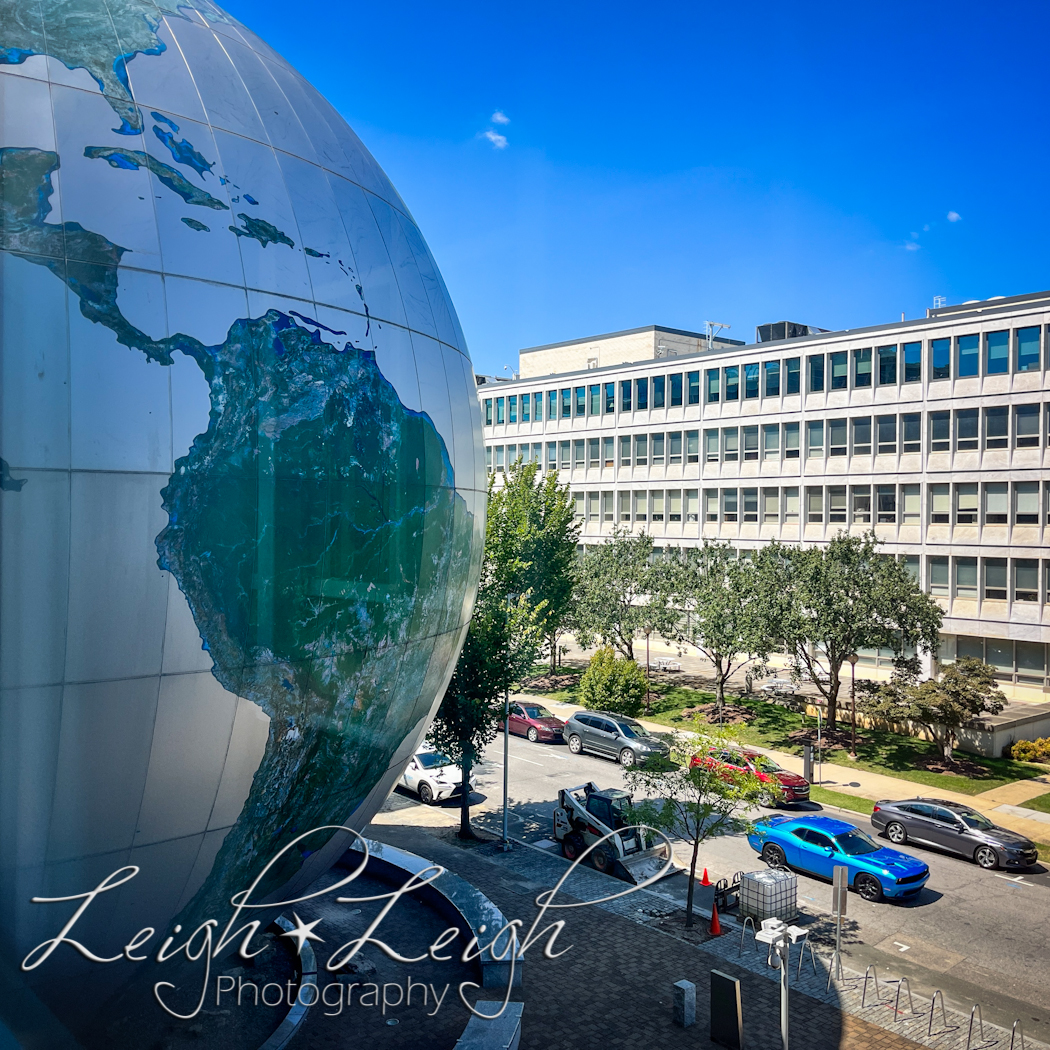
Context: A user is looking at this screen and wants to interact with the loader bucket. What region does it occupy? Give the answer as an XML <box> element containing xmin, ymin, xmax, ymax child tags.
<box><xmin>617</xmin><ymin>848</ymin><xmax>680</xmax><ymax>885</ymax></box>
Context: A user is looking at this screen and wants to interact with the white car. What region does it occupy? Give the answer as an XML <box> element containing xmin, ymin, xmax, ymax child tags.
<box><xmin>399</xmin><ymin>749</ymin><xmax>476</xmax><ymax>805</ymax></box>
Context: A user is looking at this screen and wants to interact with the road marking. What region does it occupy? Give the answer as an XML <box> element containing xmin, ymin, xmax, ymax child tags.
<box><xmin>486</xmin><ymin>753</ymin><xmax>544</xmax><ymax>766</ymax></box>
<box><xmin>892</xmin><ymin>942</ymin><xmax>910</xmax><ymax>953</ymax></box>
<box><xmin>993</xmin><ymin>873</ymin><xmax>1035</xmax><ymax>887</ymax></box>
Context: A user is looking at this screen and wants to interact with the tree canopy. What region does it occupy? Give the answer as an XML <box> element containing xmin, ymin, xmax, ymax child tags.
<box><xmin>577</xmin><ymin>646</ymin><xmax>647</xmax><ymax>717</ymax></box>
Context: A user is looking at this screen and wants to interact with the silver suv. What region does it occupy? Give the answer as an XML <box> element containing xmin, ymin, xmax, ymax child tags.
<box><xmin>564</xmin><ymin>711</ymin><xmax>670</xmax><ymax>767</ymax></box>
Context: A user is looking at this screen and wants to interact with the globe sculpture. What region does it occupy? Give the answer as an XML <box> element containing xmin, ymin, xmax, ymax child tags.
<box><xmin>0</xmin><ymin>2</ymin><xmax>484</xmax><ymax>1044</ymax></box>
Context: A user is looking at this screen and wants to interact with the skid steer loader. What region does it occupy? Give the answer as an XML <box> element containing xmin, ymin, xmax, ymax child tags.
<box><xmin>552</xmin><ymin>782</ymin><xmax>681</xmax><ymax>884</ymax></box>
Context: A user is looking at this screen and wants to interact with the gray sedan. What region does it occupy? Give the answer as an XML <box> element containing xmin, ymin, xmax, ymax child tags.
<box><xmin>563</xmin><ymin>711</ymin><xmax>670</xmax><ymax>767</ymax></box>
<box><xmin>870</xmin><ymin>797</ymin><xmax>1038</xmax><ymax>870</ymax></box>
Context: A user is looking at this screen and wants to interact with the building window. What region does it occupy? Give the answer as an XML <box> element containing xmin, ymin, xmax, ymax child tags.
<box><xmin>618</xmin><ymin>491</ymin><xmax>631</xmax><ymax>522</ymax></box>
<box><xmin>829</xmin><ymin>351</ymin><xmax>848</xmax><ymax>390</ymax></box>
<box><xmin>876</xmin><ymin>484</ymin><xmax>896</xmax><ymax>524</ymax></box>
<box><xmin>496</xmin><ymin>397</ymin><xmax>505</xmax><ymax>424</ymax></box>
<box><xmin>705</xmin><ymin>368</ymin><xmax>719</xmax><ymax>403</ymax></box>
<box><xmin>651</xmin><ymin>433</ymin><xmax>665</xmax><ymax>466</ymax></box>
<box><xmin>635</xmin><ymin>490</ymin><xmax>649</xmax><ymax>522</ymax></box>
<box><xmin>521</xmin><ymin>394</ymin><xmax>530</xmax><ymax>422</ymax></box>
<box><xmin>984</xmin><ymin>483</ymin><xmax>1008</xmax><ymax>524</ymax></box>
<box><xmin>588</xmin><ymin>384</ymin><xmax>600</xmax><ymax>415</ymax></box>
<box><xmin>806</xmin><ymin>486</ymin><xmax>824</xmax><ymax>523</ymax></box>
<box><xmin>620</xmin><ymin>380</ymin><xmax>632</xmax><ymax>412</ymax></box>
<box><xmin>534</xmin><ymin>392</ymin><xmax>543</xmax><ymax>420</ymax></box>
<box><xmin>956</xmin><ymin>334</ymin><xmax>979</xmax><ymax>378</ymax></box>
<box><xmin>554</xmin><ymin>441</ymin><xmax>566</xmax><ymax>470</ymax></box>
<box><xmin>763</xmin><ymin>424</ymin><xmax>780</xmax><ymax>459</ymax></box>
<box><xmin>954</xmin><ymin>557</ymin><xmax>978</xmax><ymax>598</ymax></box>
<box><xmin>669</xmin><ymin>373</ymin><xmax>683</xmax><ymax>407</ymax></box>
<box><xmin>784</xmin><ymin>421</ymin><xmax>800</xmax><ymax>459</ymax></box>
<box><xmin>930</xmin><ymin>337</ymin><xmax>950</xmax><ymax>380</ymax></box>
<box><xmin>764</xmin><ymin>360</ymin><xmax>780</xmax><ymax>397</ymax></box>
<box><xmin>955</xmin><ymin>483</ymin><xmax>978</xmax><ymax>524</ymax></box>
<box><xmin>484</xmin><ymin>398</ymin><xmax>493</xmax><ymax>425</ymax></box>
<box><xmin>783</xmin><ymin>487</ymin><xmax>800</xmax><ymax>523</ymax></box>
<box><xmin>495</xmin><ymin>445</ymin><xmax>505</xmax><ymax>471</ymax></box>
<box><xmin>828</xmin><ymin>486</ymin><xmax>847</xmax><ymax>523</ymax></box>
<box><xmin>687</xmin><ymin>370</ymin><xmax>700</xmax><ymax>405</ymax></box>
<box><xmin>587</xmin><ymin>492</ymin><xmax>599</xmax><ymax>522</ymax></box>
<box><xmin>808</xmin><ymin>354</ymin><xmax>825</xmax><ymax>392</ymax></box>
<box><xmin>828</xmin><ymin>418</ymin><xmax>847</xmax><ymax>456</ymax></box>
<box><xmin>902</xmin><ymin>341</ymin><xmax>921</xmax><ymax>382</ymax></box>
<box><xmin>1015</xmin><ymin>559</ymin><xmax>1040</xmax><ymax>602</ymax></box>
<box><xmin>724</xmin><ymin>366</ymin><xmax>739</xmax><ymax>401</ymax></box>
<box><xmin>984</xmin><ymin>558</ymin><xmax>1008</xmax><ymax>600</ymax></box>
<box><xmin>930</xmin><ymin>410</ymin><xmax>950</xmax><ymax>452</ymax></box>
<box><xmin>635</xmin><ymin>433</ymin><xmax>648</xmax><ymax>466</ymax></box>
<box><xmin>704</xmin><ymin>429</ymin><xmax>719</xmax><ymax>463</ymax></box>
<box><xmin>901</xmin><ymin>413</ymin><xmax>921</xmax><ymax>453</ymax></box>
<box><xmin>807</xmin><ymin>420</ymin><xmax>824</xmax><ymax>458</ymax></box>
<box><xmin>668</xmin><ymin>431</ymin><xmax>683</xmax><ymax>465</ymax></box>
<box><xmin>531</xmin><ymin>441</ymin><xmax>542</xmax><ymax>464</ymax></box>
<box><xmin>602</xmin><ymin>436</ymin><xmax>614</xmax><ymax>467</ymax></box>
<box><xmin>744</xmin><ymin>363</ymin><xmax>760</xmax><ymax>399</ymax></box>
<box><xmin>686</xmin><ymin>430</ymin><xmax>699</xmax><ymax>463</ymax></box>
<box><xmin>508</xmin><ymin>395</ymin><xmax>517</xmax><ymax>423</ymax></box>
<box><xmin>560</xmin><ymin>388</ymin><xmax>571</xmax><ymax>418</ymax></box>
<box><xmin>742</xmin><ymin>488</ymin><xmax>758</xmax><ymax>523</ymax></box>
<box><xmin>786</xmin><ymin>357</ymin><xmax>801</xmax><ymax>394</ymax></box>
<box><xmin>929</xmin><ymin>556</ymin><xmax>949</xmax><ymax>596</ymax></box>
<box><xmin>851</xmin><ymin>485</ymin><xmax>871</xmax><ymax>523</ymax></box>
<box><xmin>762</xmin><ymin>488</ymin><xmax>779</xmax><ymax>523</ymax></box>
<box><xmin>1016</xmin><ymin>639</ymin><xmax>1047</xmax><ymax>682</ymax></box>
<box><xmin>572</xmin><ymin>492</ymin><xmax>584</xmax><ymax>519</ymax></box>
<box><xmin>636</xmin><ymin>377</ymin><xmax>649</xmax><ymax>410</ymax></box>
<box><xmin>668</xmin><ymin>489</ymin><xmax>683</xmax><ymax>522</ymax></box>
<box><xmin>575</xmin><ymin>386</ymin><xmax>586</xmax><ymax>416</ymax></box>
<box><xmin>854</xmin><ymin>348</ymin><xmax>872</xmax><ymax>387</ymax></box>
<box><xmin>901</xmin><ymin>484</ymin><xmax>921</xmax><ymax>524</ymax></box>
<box><xmin>901</xmin><ymin>554</ymin><xmax>920</xmax><ymax>582</ymax></box>
<box><xmin>651</xmin><ymin>490</ymin><xmax>665</xmax><ymax>523</ymax></box>
<box><xmin>548</xmin><ymin>390</ymin><xmax>557</xmax><ymax>420</ymax></box>
<box><xmin>602</xmin><ymin>491</ymin><xmax>614</xmax><ymax>522</ymax></box>
<box><xmin>1015</xmin><ymin>481</ymin><xmax>1039</xmax><ymax>524</ymax></box>
<box><xmin>703</xmin><ymin>489</ymin><xmax>717</xmax><ymax>522</ymax></box>
<box><xmin>985</xmin><ymin>330</ymin><xmax>1009</xmax><ymax>375</ymax></box>
<box><xmin>546</xmin><ymin>442</ymin><xmax>557</xmax><ymax>470</ymax></box>
<box><xmin>743</xmin><ymin>426</ymin><xmax>759</xmax><ymax>461</ymax></box>
<box><xmin>1015</xmin><ymin>403</ymin><xmax>1040</xmax><ymax>447</ymax></box>
<box><xmin>506</xmin><ymin>443</ymin><xmax>517</xmax><ymax>464</ymax></box>
<box><xmin>852</xmin><ymin>416</ymin><xmax>872</xmax><ymax>456</ymax></box>
<box><xmin>619</xmin><ymin>435</ymin><xmax>631</xmax><ymax>467</ymax></box>
<box><xmin>984</xmin><ymin>405</ymin><xmax>1009</xmax><ymax>449</ymax></box>
<box><xmin>876</xmin><ymin>414</ymin><xmax>896</xmax><ymax>455</ymax></box>
<box><xmin>722</xmin><ymin>489</ymin><xmax>738</xmax><ymax>523</ymax></box>
<box><xmin>685</xmin><ymin>489</ymin><xmax>699</xmax><ymax>522</ymax></box>
<box><xmin>929</xmin><ymin>484</ymin><xmax>950</xmax><ymax>524</ymax></box>
<box><xmin>877</xmin><ymin>345</ymin><xmax>897</xmax><ymax>385</ymax></box>
<box><xmin>955</xmin><ymin>408</ymin><xmax>979</xmax><ymax>451</ymax></box>
<box><xmin>485</xmin><ymin>445</ymin><xmax>493</xmax><ymax>472</ymax></box>
<box><xmin>653</xmin><ymin>375</ymin><xmax>666</xmax><ymax>408</ymax></box>
<box><xmin>1016</xmin><ymin>326</ymin><xmax>1041</xmax><ymax>372</ymax></box>
<box><xmin>587</xmin><ymin>437</ymin><xmax>599</xmax><ymax>467</ymax></box>
<box><xmin>573</xmin><ymin>439</ymin><xmax>585</xmax><ymax>469</ymax></box>
<box><xmin>723</xmin><ymin>427</ymin><xmax>739</xmax><ymax>462</ymax></box>
<box><xmin>604</xmin><ymin>382</ymin><xmax>615</xmax><ymax>413</ymax></box>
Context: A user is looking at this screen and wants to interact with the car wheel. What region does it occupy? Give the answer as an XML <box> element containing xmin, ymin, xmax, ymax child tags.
<box><xmin>562</xmin><ymin>833</ymin><xmax>585</xmax><ymax>861</ymax></box>
<box><xmin>568</xmin><ymin>734</ymin><xmax>582</xmax><ymax>754</ymax></box>
<box><xmin>619</xmin><ymin>748</ymin><xmax>636</xmax><ymax>768</ymax></box>
<box><xmin>974</xmin><ymin>845</ymin><xmax>999</xmax><ymax>870</ymax></box>
<box><xmin>591</xmin><ymin>845</ymin><xmax>614</xmax><ymax>874</ymax></box>
<box><xmin>527</xmin><ymin>726</ymin><xmax>539</xmax><ymax>743</ymax></box>
<box><xmin>418</xmin><ymin>782</ymin><xmax>434</xmax><ymax>805</ymax></box>
<box><xmin>761</xmin><ymin>843</ymin><xmax>787</xmax><ymax>869</ymax></box>
<box><xmin>855</xmin><ymin>873</ymin><xmax>884</xmax><ymax>902</ymax></box>
<box><xmin>886</xmin><ymin>821</ymin><xmax>908</xmax><ymax>845</ymax></box>
<box><xmin>759</xmin><ymin>790</ymin><xmax>777</xmax><ymax>808</ymax></box>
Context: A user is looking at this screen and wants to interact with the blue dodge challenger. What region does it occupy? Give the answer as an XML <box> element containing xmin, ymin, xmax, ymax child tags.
<box><xmin>747</xmin><ymin>814</ymin><xmax>930</xmax><ymax>902</ymax></box>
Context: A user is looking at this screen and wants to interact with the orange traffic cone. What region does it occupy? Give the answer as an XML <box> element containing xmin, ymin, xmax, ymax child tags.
<box><xmin>710</xmin><ymin>901</ymin><xmax>722</xmax><ymax>936</ymax></box>
<box><xmin>701</xmin><ymin>867</ymin><xmax>711</xmax><ymax>886</ymax></box>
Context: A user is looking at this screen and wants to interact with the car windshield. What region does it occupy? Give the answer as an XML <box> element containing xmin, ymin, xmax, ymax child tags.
<box><xmin>617</xmin><ymin>721</ymin><xmax>649</xmax><ymax>738</ymax></box>
<box><xmin>522</xmin><ymin>705</ymin><xmax>553</xmax><ymax>719</ymax></box>
<box><xmin>417</xmin><ymin>751</ymin><xmax>454</xmax><ymax>769</ymax></box>
<box><xmin>958</xmin><ymin>810</ymin><xmax>995</xmax><ymax>830</ymax></box>
<box><xmin>752</xmin><ymin>756</ymin><xmax>783</xmax><ymax>774</ymax></box>
<box><xmin>834</xmin><ymin>830</ymin><xmax>881</xmax><ymax>856</ymax></box>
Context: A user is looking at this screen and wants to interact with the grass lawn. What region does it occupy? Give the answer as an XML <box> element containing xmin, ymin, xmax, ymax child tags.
<box><xmin>1022</xmin><ymin>791</ymin><xmax>1050</xmax><ymax>814</ymax></box>
<box><xmin>808</xmin><ymin>786</ymin><xmax>875</xmax><ymax>815</ymax></box>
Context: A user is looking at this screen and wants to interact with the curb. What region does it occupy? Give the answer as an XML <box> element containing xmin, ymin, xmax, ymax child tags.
<box><xmin>257</xmin><ymin>916</ymin><xmax>317</xmax><ymax>1050</ymax></box>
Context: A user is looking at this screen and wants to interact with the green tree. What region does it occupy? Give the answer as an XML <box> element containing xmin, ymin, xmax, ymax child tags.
<box><xmin>578</xmin><ymin>646</ymin><xmax>647</xmax><ymax>717</ymax></box>
<box><xmin>626</xmin><ymin>724</ymin><xmax>764</xmax><ymax>927</ymax></box>
<box><xmin>486</xmin><ymin>460</ymin><xmax>580</xmax><ymax>671</ymax></box>
<box><xmin>574</xmin><ymin>527</ymin><xmax>668</xmax><ymax>660</ymax></box>
<box><xmin>860</xmin><ymin>657</ymin><xmax>1006</xmax><ymax>762</ymax></box>
<box><xmin>654</xmin><ymin>542</ymin><xmax>771</xmax><ymax>709</ymax></box>
<box><xmin>757</xmin><ymin>532</ymin><xmax>943</xmax><ymax>728</ymax></box>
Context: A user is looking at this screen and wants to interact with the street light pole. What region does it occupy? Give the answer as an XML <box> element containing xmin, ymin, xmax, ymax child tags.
<box><xmin>644</xmin><ymin>626</ymin><xmax>652</xmax><ymax>715</ymax></box>
<box><xmin>500</xmin><ymin>593</ymin><xmax>520</xmax><ymax>853</ymax></box>
<box><xmin>846</xmin><ymin>653</ymin><xmax>859</xmax><ymax>759</ymax></box>
<box><xmin>755</xmin><ymin>919</ymin><xmax>808</xmax><ymax>1050</ymax></box>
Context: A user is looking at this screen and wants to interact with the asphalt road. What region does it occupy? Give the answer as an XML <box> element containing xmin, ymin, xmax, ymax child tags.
<box><xmin>390</xmin><ymin>729</ymin><xmax>1050</xmax><ymax>1042</ymax></box>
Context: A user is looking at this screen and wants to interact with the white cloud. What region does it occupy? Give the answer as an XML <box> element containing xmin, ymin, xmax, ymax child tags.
<box><xmin>491</xmin><ymin>110</ymin><xmax>510</xmax><ymax>125</ymax></box>
<box><xmin>904</xmin><ymin>242</ymin><xmax>921</xmax><ymax>251</ymax></box>
<box><xmin>483</xmin><ymin>129</ymin><xmax>508</xmax><ymax>149</ymax></box>
<box><xmin>922</xmin><ymin>224</ymin><xmax>930</xmax><ymax>232</ymax></box>
<box><xmin>947</xmin><ymin>210</ymin><xmax>962</xmax><ymax>222</ymax></box>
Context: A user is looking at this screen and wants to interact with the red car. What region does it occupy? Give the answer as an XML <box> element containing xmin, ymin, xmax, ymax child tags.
<box><xmin>690</xmin><ymin>747</ymin><xmax>810</xmax><ymax>805</ymax></box>
<box><xmin>499</xmin><ymin>701</ymin><xmax>566</xmax><ymax>743</ymax></box>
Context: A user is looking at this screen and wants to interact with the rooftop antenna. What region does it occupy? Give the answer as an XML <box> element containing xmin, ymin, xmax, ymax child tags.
<box><xmin>705</xmin><ymin>321</ymin><xmax>731</xmax><ymax>351</ymax></box>
<box><xmin>932</xmin><ymin>296</ymin><xmax>947</xmax><ymax>309</ymax></box>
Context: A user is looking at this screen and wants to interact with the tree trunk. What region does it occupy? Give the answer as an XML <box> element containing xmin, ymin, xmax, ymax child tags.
<box><xmin>714</xmin><ymin>658</ymin><xmax>725</xmax><ymax>713</ymax></box>
<box><xmin>549</xmin><ymin>630</ymin><xmax>557</xmax><ymax>673</ymax></box>
<box><xmin>825</xmin><ymin>676</ymin><xmax>840</xmax><ymax>729</ymax></box>
<box><xmin>685</xmin><ymin>838</ymin><xmax>699</xmax><ymax>928</ymax></box>
<box><xmin>458</xmin><ymin>748</ymin><xmax>476</xmax><ymax>840</ymax></box>
<box><xmin>939</xmin><ymin>730</ymin><xmax>953</xmax><ymax>762</ymax></box>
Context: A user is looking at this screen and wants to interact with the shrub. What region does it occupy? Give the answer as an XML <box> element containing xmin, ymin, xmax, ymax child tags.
<box><xmin>1006</xmin><ymin>737</ymin><xmax>1050</xmax><ymax>763</ymax></box>
<box><xmin>578</xmin><ymin>646</ymin><xmax>646</xmax><ymax>717</ymax></box>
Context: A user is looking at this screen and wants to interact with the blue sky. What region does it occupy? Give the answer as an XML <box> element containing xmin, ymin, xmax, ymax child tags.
<box><xmin>224</xmin><ymin>0</ymin><xmax>1050</xmax><ymax>376</ymax></box>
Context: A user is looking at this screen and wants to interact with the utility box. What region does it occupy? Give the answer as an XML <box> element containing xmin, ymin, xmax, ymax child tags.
<box><xmin>739</xmin><ymin>868</ymin><xmax>798</xmax><ymax>923</ymax></box>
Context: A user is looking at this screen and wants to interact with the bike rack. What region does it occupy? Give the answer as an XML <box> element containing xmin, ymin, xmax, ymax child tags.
<box><xmin>928</xmin><ymin>990</ymin><xmax>950</xmax><ymax>1037</ymax></box>
<box><xmin>861</xmin><ymin>964</ymin><xmax>880</xmax><ymax>1008</ymax></box>
<box><xmin>1010</xmin><ymin>1019</ymin><xmax>1026</xmax><ymax>1050</ymax></box>
<box><xmin>966</xmin><ymin>1003</ymin><xmax>985</xmax><ymax>1050</ymax></box>
<box><xmin>738</xmin><ymin>915</ymin><xmax>756</xmax><ymax>956</ymax></box>
<box><xmin>891</xmin><ymin>977</ymin><xmax>914</xmax><ymax>1020</ymax></box>
<box><xmin>795</xmin><ymin>939</ymin><xmax>819</xmax><ymax>979</ymax></box>
<box><xmin>825</xmin><ymin>950</ymin><xmax>844</xmax><ymax>992</ymax></box>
